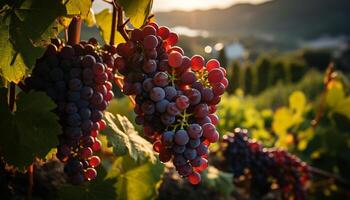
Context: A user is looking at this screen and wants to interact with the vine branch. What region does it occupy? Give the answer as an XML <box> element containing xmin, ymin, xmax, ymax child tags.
<box><xmin>311</xmin><ymin>63</ymin><xmax>334</xmax><ymax>128</ymax></box>
<box><xmin>67</xmin><ymin>16</ymin><xmax>82</xmax><ymax>45</ymax></box>
<box><xmin>309</xmin><ymin>166</ymin><xmax>350</xmax><ymax>188</ymax></box>
<box><xmin>9</xmin><ymin>82</ymin><xmax>15</xmax><ymax>112</ymax></box>
<box><xmin>110</xmin><ymin>3</ymin><xmax>117</xmax><ymax>45</ymax></box>
<box><xmin>113</xmin><ymin>1</ymin><xmax>129</xmax><ymax>41</ymax></box>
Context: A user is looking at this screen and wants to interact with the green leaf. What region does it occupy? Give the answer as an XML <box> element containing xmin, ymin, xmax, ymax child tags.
<box><xmin>95</xmin><ymin>9</ymin><xmax>124</xmax><ymax>45</ymax></box>
<box><xmin>0</xmin><ymin>0</ymin><xmax>67</xmax><ymax>83</ymax></box>
<box><xmin>326</xmin><ymin>87</ymin><xmax>345</xmax><ymax>108</ymax></box>
<box><xmin>0</xmin><ymin>15</ymin><xmax>28</xmax><ymax>83</ymax></box>
<box><xmin>58</xmin><ymin>167</ymin><xmax>117</xmax><ymax>200</ymax></box>
<box><xmin>109</xmin><ymin>155</ymin><xmax>164</xmax><ymax>200</ymax></box>
<box><xmin>84</xmin><ymin>8</ymin><xmax>96</xmax><ymax>27</ymax></box>
<box><xmin>65</xmin><ymin>0</ymin><xmax>92</xmax><ymax>18</ymax></box>
<box><xmin>201</xmin><ymin>166</ymin><xmax>234</xmax><ymax>199</ymax></box>
<box><xmin>102</xmin><ymin>112</ymin><xmax>156</xmax><ymax>163</ymax></box>
<box><xmin>118</xmin><ymin>0</ymin><xmax>153</xmax><ymax>28</ymax></box>
<box><xmin>333</xmin><ymin>97</ymin><xmax>350</xmax><ymax>119</ymax></box>
<box><xmin>0</xmin><ymin>89</ymin><xmax>60</xmax><ymax>169</ymax></box>
<box><xmin>14</xmin><ymin>0</ymin><xmax>66</xmax><ymax>44</ymax></box>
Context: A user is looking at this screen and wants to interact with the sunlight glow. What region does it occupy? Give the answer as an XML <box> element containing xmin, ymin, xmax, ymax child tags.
<box><xmin>153</xmin><ymin>0</ymin><xmax>270</xmax><ymax>12</ymax></box>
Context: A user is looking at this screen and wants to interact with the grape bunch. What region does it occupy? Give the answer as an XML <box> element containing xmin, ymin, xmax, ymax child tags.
<box><xmin>25</xmin><ymin>38</ymin><xmax>116</xmax><ymax>184</ymax></box>
<box><xmin>114</xmin><ymin>22</ymin><xmax>228</xmax><ymax>184</ymax></box>
<box><xmin>223</xmin><ymin>128</ymin><xmax>310</xmax><ymax>200</ymax></box>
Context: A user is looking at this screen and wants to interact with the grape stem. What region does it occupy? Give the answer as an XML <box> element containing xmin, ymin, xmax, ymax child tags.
<box><xmin>67</xmin><ymin>16</ymin><xmax>82</xmax><ymax>45</ymax></box>
<box><xmin>109</xmin><ymin>3</ymin><xmax>117</xmax><ymax>45</ymax></box>
<box><xmin>311</xmin><ymin>63</ymin><xmax>334</xmax><ymax>128</ymax></box>
<box><xmin>113</xmin><ymin>1</ymin><xmax>129</xmax><ymax>41</ymax></box>
<box><xmin>17</xmin><ymin>81</ymin><xmax>29</xmax><ymax>93</ymax></box>
<box><xmin>9</xmin><ymin>82</ymin><xmax>15</xmax><ymax>112</ymax></box>
<box><xmin>309</xmin><ymin>166</ymin><xmax>350</xmax><ymax>188</ymax></box>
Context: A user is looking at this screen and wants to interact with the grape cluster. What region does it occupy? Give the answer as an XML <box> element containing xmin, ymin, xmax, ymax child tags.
<box><xmin>223</xmin><ymin>128</ymin><xmax>310</xmax><ymax>200</ymax></box>
<box><xmin>115</xmin><ymin>22</ymin><xmax>228</xmax><ymax>184</ymax></box>
<box><xmin>25</xmin><ymin>38</ymin><xmax>116</xmax><ymax>184</ymax></box>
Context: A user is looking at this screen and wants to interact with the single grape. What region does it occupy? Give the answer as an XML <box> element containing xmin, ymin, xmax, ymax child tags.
<box><xmin>191</xmin><ymin>55</ymin><xmax>205</xmax><ymax>71</ymax></box>
<box><xmin>184</xmin><ymin>148</ymin><xmax>197</xmax><ymax>160</ymax></box>
<box><xmin>150</xmin><ymin>87</ymin><xmax>165</xmax><ymax>102</ymax></box>
<box><xmin>194</xmin><ymin>104</ymin><xmax>209</xmax><ymax>118</ymax></box>
<box><xmin>162</xmin><ymin>131</ymin><xmax>174</xmax><ymax>146</ymax></box>
<box><xmin>89</xmin><ymin>156</ymin><xmax>101</xmax><ymax>167</ymax></box>
<box><xmin>164</xmin><ymin>86</ymin><xmax>177</xmax><ymax>100</ymax></box>
<box><xmin>82</xmin><ymin>55</ymin><xmax>96</xmax><ymax>68</ymax></box>
<box><xmin>84</xmin><ymin>168</ymin><xmax>97</xmax><ymax>181</ymax></box>
<box><xmin>156</xmin><ymin>99</ymin><xmax>170</xmax><ymax>113</ymax></box>
<box><xmin>157</xmin><ymin>26</ymin><xmax>170</xmax><ymax>40</ymax></box>
<box><xmin>196</xmin><ymin>143</ymin><xmax>209</xmax><ymax>156</ymax></box>
<box><xmin>166</xmin><ymin>102</ymin><xmax>181</xmax><ymax>116</ymax></box>
<box><xmin>143</xmin><ymin>35</ymin><xmax>158</xmax><ymax>49</ymax></box>
<box><xmin>208</xmin><ymin>68</ymin><xmax>224</xmax><ymax>84</ymax></box>
<box><xmin>184</xmin><ymin>88</ymin><xmax>201</xmax><ymax>106</ymax></box>
<box><xmin>69</xmin><ymin>78</ymin><xmax>82</xmax><ymax>91</ymax></box>
<box><xmin>177</xmin><ymin>163</ymin><xmax>193</xmax><ymax>176</ymax></box>
<box><xmin>79</xmin><ymin>108</ymin><xmax>91</xmax><ymax>120</ymax></box>
<box><xmin>201</xmin><ymin>88</ymin><xmax>214</xmax><ymax>102</ymax></box>
<box><xmin>206</xmin><ymin>59</ymin><xmax>220</xmax><ymax>71</ymax></box>
<box><xmin>175</xmin><ymin>95</ymin><xmax>190</xmax><ymax>110</ymax></box>
<box><xmin>168</xmin><ymin>51</ymin><xmax>183</xmax><ymax>68</ymax></box>
<box><xmin>143</xmin><ymin>59</ymin><xmax>157</xmax><ymax>74</ymax></box>
<box><xmin>92</xmin><ymin>63</ymin><xmax>105</xmax><ymax>75</ymax></box>
<box><xmin>167</xmin><ymin>32</ymin><xmax>179</xmax><ymax>46</ymax></box>
<box><xmin>180</xmin><ymin>71</ymin><xmax>196</xmax><ymax>85</ymax></box>
<box><xmin>174</xmin><ymin>129</ymin><xmax>189</xmax><ymax>145</ymax></box>
<box><xmin>188</xmin><ymin>171</ymin><xmax>201</xmax><ymax>184</ymax></box>
<box><xmin>187</xmin><ymin>124</ymin><xmax>203</xmax><ymax>139</ymax></box>
<box><xmin>153</xmin><ymin>72</ymin><xmax>169</xmax><ymax>87</ymax></box>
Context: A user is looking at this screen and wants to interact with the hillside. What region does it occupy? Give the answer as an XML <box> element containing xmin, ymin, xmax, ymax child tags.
<box><xmin>155</xmin><ymin>0</ymin><xmax>350</xmax><ymax>41</ymax></box>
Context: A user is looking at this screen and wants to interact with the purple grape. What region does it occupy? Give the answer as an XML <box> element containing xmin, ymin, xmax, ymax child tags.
<box><xmin>150</xmin><ymin>87</ymin><xmax>165</xmax><ymax>102</ymax></box>
<box><xmin>156</xmin><ymin>99</ymin><xmax>169</xmax><ymax>113</ymax></box>
<box><xmin>184</xmin><ymin>148</ymin><xmax>197</xmax><ymax>160</ymax></box>
<box><xmin>162</xmin><ymin>131</ymin><xmax>174</xmax><ymax>146</ymax></box>
<box><xmin>187</xmin><ymin>124</ymin><xmax>203</xmax><ymax>139</ymax></box>
<box><xmin>167</xmin><ymin>102</ymin><xmax>181</xmax><ymax>116</ymax></box>
<box><xmin>164</xmin><ymin>86</ymin><xmax>177</xmax><ymax>100</ymax></box>
<box><xmin>153</xmin><ymin>72</ymin><xmax>169</xmax><ymax>87</ymax></box>
<box><xmin>174</xmin><ymin>129</ymin><xmax>189</xmax><ymax>145</ymax></box>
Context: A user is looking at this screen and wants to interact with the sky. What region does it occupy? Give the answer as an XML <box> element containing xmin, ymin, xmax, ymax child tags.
<box><xmin>93</xmin><ymin>0</ymin><xmax>270</xmax><ymax>13</ymax></box>
<box><xmin>152</xmin><ymin>0</ymin><xmax>269</xmax><ymax>12</ymax></box>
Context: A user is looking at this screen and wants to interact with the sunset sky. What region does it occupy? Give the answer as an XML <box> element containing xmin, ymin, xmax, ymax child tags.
<box><xmin>152</xmin><ymin>0</ymin><xmax>269</xmax><ymax>12</ymax></box>
<box><xmin>93</xmin><ymin>0</ymin><xmax>270</xmax><ymax>13</ymax></box>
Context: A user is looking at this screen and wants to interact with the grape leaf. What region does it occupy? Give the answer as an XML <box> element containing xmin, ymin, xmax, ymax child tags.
<box><xmin>0</xmin><ymin>15</ymin><xmax>29</xmax><ymax>83</ymax></box>
<box><xmin>58</xmin><ymin>166</ymin><xmax>117</xmax><ymax>200</ymax></box>
<box><xmin>201</xmin><ymin>166</ymin><xmax>235</xmax><ymax>199</ymax></box>
<box><xmin>108</xmin><ymin>155</ymin><xmax>164</xmax><ymax>200</ymax></box>
<box><xmin>95</xmin><ymin>9</ymin><xmax>125</xmax><ymax>45</ymax></box>
<box><xmin>102</xmin><ymin>112</ymin><xmax>156</xmax><ymax>163</ymax></box>
<box><xmin>118</xmin><ymin>0</ymin><xmax>153</xmax><ymax>28</ymax></box>
<box><xmin>0</xmin><ymin>89</ymin><xmax>60</xmax><ymax>169</ymax></box>
<box><xmin>65</xmin><ymin>0</ymin><xmax>92</xmax><ymax>18</ymax></box>
<box><xmin>289</xmin><ymin>91</ymin><xmax>306</xmax><ymax>114</ymax></box>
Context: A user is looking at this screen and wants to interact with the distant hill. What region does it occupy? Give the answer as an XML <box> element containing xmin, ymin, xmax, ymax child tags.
<box><xmin>155</xmin><ymin>0</ymin><xmax>350</xmax><ymax>42</ymax></box>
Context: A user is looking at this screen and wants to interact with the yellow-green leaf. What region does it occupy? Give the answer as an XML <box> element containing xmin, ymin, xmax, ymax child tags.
<box><xmin>326</xmin><ymin>87</ymin><xmax>345</xmax><ymax>108</ymax></box>
<box><xmin>289</xmin><ymin>91</ymin><xmax>306</xmax><ymax>113</ymax></box>
<box><xmin>95</xmin><ymin>9</ymin><xmax>125</xmax><ymax>45</ymax></box>
<box><xmin>119</xmin><ymin>0</ymin><xmax>153</xmax><ymax>28</ymax></box>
